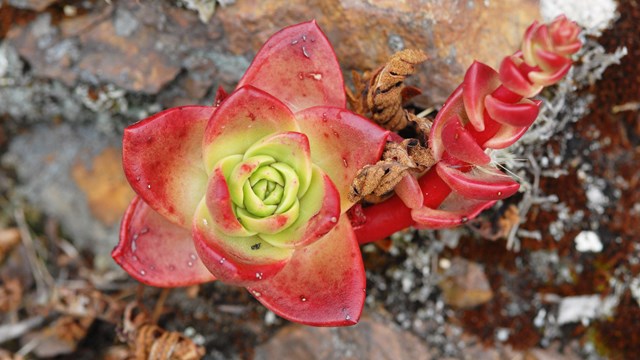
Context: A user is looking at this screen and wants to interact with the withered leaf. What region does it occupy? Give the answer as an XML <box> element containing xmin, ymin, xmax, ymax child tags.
<box><xmin>366</xmin><ymin>49</ymin><xmax>428</xmax><ymax>131</ymax></box>
<box><xmin>349</xmin><ymin>139</ymin><xmax>435</xmax><ymax>204</ymax></box>
<box><xmin>120</xmin><ymin>303</ymin><xmax>205</xmax><ymax>360</ymax></box>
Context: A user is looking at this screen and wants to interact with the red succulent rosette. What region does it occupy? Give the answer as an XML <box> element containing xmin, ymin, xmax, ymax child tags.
<box><xmin>112</xmin><ymin>21</ymin><xmax>389</xmax><ymax>326</ymax></box>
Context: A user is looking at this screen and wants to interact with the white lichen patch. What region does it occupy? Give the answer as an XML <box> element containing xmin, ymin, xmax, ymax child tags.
<box><xmin>541</xmin><ymin>0</ymin><xmax>618</xmax><ymax>35</ymax></box>
<box><xmin>574</xmin><ymin>231</ymin><xmax>603</xmax><ymax>253</ymax></box>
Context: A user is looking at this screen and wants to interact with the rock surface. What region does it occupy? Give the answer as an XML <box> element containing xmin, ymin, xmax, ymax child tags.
<box><xmin>5</xmin><ymin>0</ymin><xmax>539</xmax><ymax>105</ymax></box>
<box><xmin>254</xmin><ymin>314</ymin><xmax>435</xmax><ymax>360</ymax></box>
<box><xmin>3</xmin><ymin>124</ymin><xmax>131</xmax><ymax>269</ymax></box>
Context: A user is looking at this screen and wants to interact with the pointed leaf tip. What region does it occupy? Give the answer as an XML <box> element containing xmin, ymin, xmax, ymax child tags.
<box><xmin>236</xmin><ymin>21</ymin><xmax>346</xmax><ymax>112</ymax></box>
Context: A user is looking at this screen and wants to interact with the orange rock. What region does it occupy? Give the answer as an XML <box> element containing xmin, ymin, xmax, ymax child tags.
<box><xmin>71</xmin><ymin>147</ymin><xmax>134</xmax><ymax>226</ymax></box>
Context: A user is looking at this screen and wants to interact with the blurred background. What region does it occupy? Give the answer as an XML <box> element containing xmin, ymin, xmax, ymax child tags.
<box><xmin>0</xmin><ymin>0</ymin><xmax>638</xmax><ymax>359</ymax></box>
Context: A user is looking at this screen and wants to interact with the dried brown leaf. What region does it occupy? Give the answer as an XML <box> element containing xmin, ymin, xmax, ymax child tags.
<box><xmin>349</xmin><ymin>140</ymin><xmax>435</xmax><ymax>204</ymax></box>
<box><xmin>51</xmin><ymin>286</ymin><xmax>124</xmax><ymax>323</ymax></box>
<box><xmin>23</xmin><ymin>316</ymin><xmax>94</xmax><ymax>358</ymax></box>
<box><xmin>0</xmin><ymin>349</ymin><xmax>25</xmax><ymax>360</ymax></box>
<box><xmin>367</xmin><ymin>49</ymin><xmax>427</xmax><ymax>131</ymax></box>
<box><xmin>120</xmin><ymin>303</ymin><xmax>205</xmax><ymax>360</ymax></box>
<box><xmin>0</xmin><ymin>228</ymin><xmax>21</xmax><ymax>263</ymax></box>
<box><xmin>0</xmin><ymin>277</ymin><xmax>23</xmax><ymax>313</ymax></box>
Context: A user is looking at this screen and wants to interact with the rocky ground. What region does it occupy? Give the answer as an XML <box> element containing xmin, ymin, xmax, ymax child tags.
<box><xmin>1</xmin><ymin>0</ymin><xmax>638</xmax><ymax>359</ymax></box>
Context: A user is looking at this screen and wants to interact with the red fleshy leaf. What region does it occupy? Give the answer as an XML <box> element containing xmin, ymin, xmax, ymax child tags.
<box><xmin>112</xmin><ymin>197</ymin><xmax>215</xmax><ymax>287</ymax></box>
<box><xmin>123</xmin><ymin>106</ymin><xmax>214</xmax><ymax>228</ymax></box>
<box><xmin>295</xmin><ymin>106</ymin><xmax>389</xmax><ymax>211</ymax></box>
<box><xmin>498</xmin><ymin>56</ymin><xmax>542</xmax><ymax>98</ymax></box>
<box><xmin>192</xmin><ymin>201</ymin><xmax>293</xmax><ymax>286</ymax></box>
<box><xmin>412</xmin><ymin>192</ymin><xmax>496</xmax><ymax>229</ymax></box>
<box><xmin>202</xmin><ymin>86</ymin><xmax>298</xmax><ymax>172</ymax></box>
<box><xmin>213</xmin><ymin>86</ymin><xmax>228</xmax><ymax>106</ymax></box>
<box><xmin>482</xmin><ymin>122</ymin><xmax>529</xmax><ymax>149</ymax></box>
<box><xmin>440</xmin><ymin>115</ymin><xmax>491</xmax><ymax>165</ymax></box>
<box><xmin>528</xmin><ymin>62</ymin><xmax>572</xmax><ymax>87</ymax></box>
<box><xmin>435</xmin><ymin>162</ymin><xmax>520</xmax><ymax>201</ymax></box>
<box><xmin>429</xmin><ymin>86</ymin><xmax>465</xmax><ymax>161</ymax></box>
<box><xmin>394</xmin><ymin>174</ymin><xmax>423</xmax><ymax>209</ymax></box>
<box><xmin>484</xmin><ymin>95</ymin><xmax>539</xmax><ymax>127</ymax></box>
<box><xmin>206</xmin><ymin>163</ymin><xmax>256</xmax><ymax>237</ymax></box>
<box><xmin>236</xmin><ymin>20</ymin><xmax>345</xmax><ymax>112</ymax></box>
<box><xmin>462</xmin><ymin>61</ymin><xmax>501</xmax><ymax>132</ymax></box>
<box><xmin>534</xmin><ymin>48</ymin><xmax>572</xmax><ymax>72</ymax></box>
<box><xmin>246</xmin><ymin>215</ymin><xmax>365</xmax><ymax>326</ymax></box>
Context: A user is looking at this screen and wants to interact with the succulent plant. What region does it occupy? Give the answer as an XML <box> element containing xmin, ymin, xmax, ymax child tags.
<box><xmin>112</xmin><ymin>21</ymin><xmax>389</xmax><ymax>326</ymax></box>
<box><xmin>353</xmin><ymin>15</ymin><xmax>582</xmax><ymax>243</ymax></box>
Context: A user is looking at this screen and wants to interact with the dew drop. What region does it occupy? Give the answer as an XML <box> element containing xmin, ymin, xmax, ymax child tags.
<box><xmin>131</xmin><ymin>239</ymin><xmax>137</xmax><ymax>253</ymax></box>
<box><xmin>139</xmin><ymin>269</ymin><xmax>146</xmax><ymax>276</ymax></box>
<box><xmin>310</xmin><ymin>73</ymin><xmax>322</xmax><ymax>80</ymax></box>
<box><xmin>297</xmin><ymin>72</ymin><xmax>304</xmax><ymax>80</ymax></box>
<box><xmin>202</xmin><ymin>218</ymin><xmax>208</xmax><ymax>226</ymax></box>
<box><xmin>135</xmin><ymin>176</ymin><xmax>141</xmax><ymax>182</ymax></box>
<box><xmin>345</xmin><ymin>314</ymin><xmax>351</xmax><ymax>321</ymax></box>
<box><xmin>187</xmin><ymin>261</ymin><xmax>194</xmax><ymax>267</ymax></box>
<box><xmin>291</xmin><ymin>39</ymin><xmax>299</xmax><ymax>45</ymax></box>
<box><xmin>330</xmin><ymin>216</ymin><xmax>337</xmax><ymax>223</ymax></box>
<box><xmin>252</xmin><ymin>290</ymin><xmax>262</xmax><ymax>297</ymax></box>
<box><xmin>219</xmin><ymin>257</ymin><xmax>226</xmax><ymax>264</ymax></box>
<box><xmin>140</xmin><ymin>227</ymin><xmax>149</xmax><ymax>234</ymax></box>
<box><xmin>189</xmin><ymin>253</ymin><xmax>197</xmax><ymax>260</ymax></box>
<box><xmin>342</xmin><ymin>157</ymin><xmax>349</xmax><ymax>167</ymax></box>
<box><xmin>256</xmin><ymin>272</ymin><xmax>263</xmax><ymax>280</ymax></box>
<box><xmin>300</xmin><ymin>295</ymin><xmax>307</xmax><ymax>302</ymax></box>
<box><xmin>497</xmin><ymin>191</ymin><xmax>502</xmax><ymax>196</ymax></box>
<box><xmin>321</xmin><ymin>113</ymin><xmax>328</xmax><ymax>122</ymax></box>
<box><xmin>147</xmin><ymin>184</ymin><xmax>151</xmax><ymax>189</ymax></box>
<box><xmin>302</xmin><ymin>46</ymin><xmax>310</xmax><ymax>58</ymax></box>
<box><xmin>302</xmin><ymin>34</ymin><xmax>307</xmax><ymax>42</ymax></box>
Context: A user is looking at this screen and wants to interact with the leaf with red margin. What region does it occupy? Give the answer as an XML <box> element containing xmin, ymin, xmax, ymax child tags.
<box><xmin>484</xmin><ymin>95</ymin><xmax>539</xmax><ymax>128</ymax></box>
<box><xmin>436</xmin><ymin>162</ymin><xmax>520</xmax><ymax>201</ymax></box>
<box><xmin>412</xmin><ymin>192</ymin><xmax>496</xmax><ymax>230</ymax></box>
<box><xmin>498</xmin><ymin>55</ymin><xmax>542</xmax><ymax>98</ymax></box>
<box><xmin>192</xmin><ymin>200</ymin><xmax>293</xmax><ymax>286</ymax></box>
<box><xmin>203</xmin><ymin>86</ymin><xmax>298</xmax><ymax>173</ymax></box>
<box><xmin>236</xmin><ymin>20</ymin><xmax>346</xmax><ymax>112</ymax></box>
<box><xmin>462</xmin><ymin>61</ymin><xmax>501</xmax><ymax>132</ymax></box>
<box><xmin>112</xmin><ymin>197</ymin><xmax>216</xmax><ymax>287</ymax></box>
<box><xmin>394</xmin><ymin>174</ymin><xmax>424</xmax><ymax>209</ymax></box>
<box><xmin>123</xmin><ymin>106</ymin><xmax>213</xmax><ymax>228</ymax></box>
<box><xmin>482</xmin><ymin>122</ymin><xmax>530</xmax><ymax>149</ymax></box>
<box><xmin>295</xmin><ymin>106</ymin><xmax>389</xmax><ymax>211</ymax></box>
<box><xmin>246</xmin><ymin>215</ymin><xmax>365</xmax><ymax>326</ymax></box>
<box><xmin>258</xmin><ymin>166</ymin><xmax>340</xmax><ymax>249</ymax></box>
<box><xmin>429</xmin><ymin>86</ymin><xmax>466</xmax><ymax>161</ymax></box>
<box><xmin>440</xmin><ymin>114</ymin><xmax>491</xmax><ymax>165</ymax></box>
